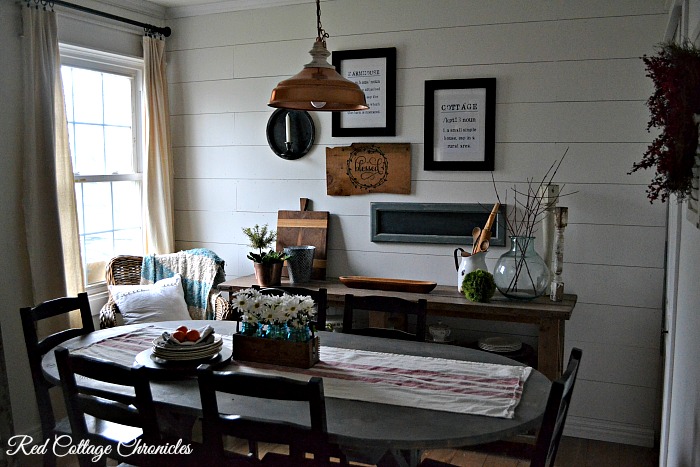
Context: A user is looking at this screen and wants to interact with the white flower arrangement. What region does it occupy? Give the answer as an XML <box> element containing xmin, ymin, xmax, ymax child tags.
<box><xmin>231</xmin><ymin>288</ymin><xmax>316</xmax><ymax>331</ymax></box>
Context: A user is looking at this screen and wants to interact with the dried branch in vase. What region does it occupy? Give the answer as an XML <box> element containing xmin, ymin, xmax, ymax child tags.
<box><xmin>491</xmin><ymin>148</ymin><xmax>574</xmax><ymax>238</ymax></box>
<box><xmin>491</xmin><ymin>148</ymin><xmax>576</xmax><ymax>299</ymax></box>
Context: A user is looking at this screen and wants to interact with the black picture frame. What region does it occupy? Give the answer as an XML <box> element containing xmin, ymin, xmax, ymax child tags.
<box><xmin>424</xmin><ymin>78</ymin><xmax>496</xmax><ymax>171</ymax></box>
<box><xmin>331</xmin><ymin>47</ymin><xmax>396</xmax><ymax>137</ymax></box>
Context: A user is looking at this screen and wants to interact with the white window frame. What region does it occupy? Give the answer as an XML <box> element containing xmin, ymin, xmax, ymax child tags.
<box><xmin>60</xmin><ymin>44</ymin><xmax>145</xmax><ymax>297</ymax></box>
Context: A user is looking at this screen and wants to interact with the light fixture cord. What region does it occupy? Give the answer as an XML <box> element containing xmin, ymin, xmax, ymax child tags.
<box><xmin>316</xmin><ymin>0</ymin><xmax>329</xmax><ymax>46</ymax></box>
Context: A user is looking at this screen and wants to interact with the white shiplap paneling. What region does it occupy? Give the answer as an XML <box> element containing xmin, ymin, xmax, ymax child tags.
<box><xmin>167</xmin><ymin>0</ymin><xmax>667</xmax><ymax>446</ymax></box>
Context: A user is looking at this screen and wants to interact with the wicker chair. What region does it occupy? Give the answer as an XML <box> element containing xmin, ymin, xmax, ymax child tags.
<box><xmin>99</xmin><ymin>255</ymin><xmax>230</xmax><ymax>329</ymax></box>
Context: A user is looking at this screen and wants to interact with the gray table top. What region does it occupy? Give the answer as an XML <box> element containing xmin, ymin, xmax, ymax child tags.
<box><xmin>42</xmin><ymin>320</ymin><xmax>549</xmax><ymax>459</ymax></box>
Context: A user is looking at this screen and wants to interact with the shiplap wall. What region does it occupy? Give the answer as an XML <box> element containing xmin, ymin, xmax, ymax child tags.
<box><xmin>166</xmin><ymin>0</ymin><xmax>667</xmax><ymax>446</ymax></box>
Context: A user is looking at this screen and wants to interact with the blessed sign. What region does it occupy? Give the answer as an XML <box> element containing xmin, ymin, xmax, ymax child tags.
<box><xmin>326</xmin><ymin>143</ymin><xmax>411</xmax><ymax>196</ymax></box>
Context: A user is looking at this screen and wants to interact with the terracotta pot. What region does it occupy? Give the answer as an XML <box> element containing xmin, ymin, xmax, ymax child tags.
<box><xmin>253</xmin><ymin>262</ymin><xmax>282</xmax><ymax>287</ymax></box>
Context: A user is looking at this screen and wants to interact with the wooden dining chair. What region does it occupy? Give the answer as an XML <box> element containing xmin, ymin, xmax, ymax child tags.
<box><xmin>20</xmin><ymin>292</ymin><xmax>95</xmax><ymax>467</ymax></box>
<box><xmin>419</xmin><ymin>347</ymin><xmax>583</xmax><ymax>467</ymax></box>
<box><xmin>255</xmin><ymin>285</ymin><xmax>329</xmax><ymax>331</ymax></box>
<box><xmin>342</xmin><ymin>294</ymin><xmax>428</xmax><ymax>342</ymax></box>
<box><xmin>197</xmin><ymin>366</ymin><xmax>346</xmax><ymax>466</ymax></box>
<box><xmin>55</xmin><ymin>346</ymin><xmax>201</xmax><ymax>467</ymax></box>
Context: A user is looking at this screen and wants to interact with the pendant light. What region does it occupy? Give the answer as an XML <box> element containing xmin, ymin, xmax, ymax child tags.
<box><xmin>268</xmin><ymin>0</ymin><xmax>369</xmax><ymax>112</ymax></box>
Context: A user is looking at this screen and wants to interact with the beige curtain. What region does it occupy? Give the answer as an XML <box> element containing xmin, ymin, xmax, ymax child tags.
<box><xmin>687</xmin><ymin>150</ymin><xmax>699</xmax><ymax>228</ymax></box>
<box><xmin>143</xmin><ymin>36</ymin><xmax>175</xmax><ymax>254</ymax></box>
<box><xmin>22</xmin><ymin>6</ymin><xmax>84</xmax><ymax>306</ymax></box>
<box><xmin>55</xmin><ymin>56</ymin><xmax>84</xmax><ymax>298</ymax></box>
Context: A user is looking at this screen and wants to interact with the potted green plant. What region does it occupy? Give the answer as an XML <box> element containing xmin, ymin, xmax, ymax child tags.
<box><xmin>242</xmin><ymin>224</ymin><xmax>289</xmax><ymax>286</ymax></box>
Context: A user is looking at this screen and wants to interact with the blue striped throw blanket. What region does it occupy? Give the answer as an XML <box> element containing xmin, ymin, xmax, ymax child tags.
<box><xmin>141</xmin><ymin>248</ymin><xmax>226</xmax><ymax>320</ymax></box>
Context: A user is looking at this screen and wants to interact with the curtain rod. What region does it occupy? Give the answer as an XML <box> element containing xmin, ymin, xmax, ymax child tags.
<box><xmin>48</xmin><ymin>0</ymin><xmax>171</xmax><ymax>37</ymax></box>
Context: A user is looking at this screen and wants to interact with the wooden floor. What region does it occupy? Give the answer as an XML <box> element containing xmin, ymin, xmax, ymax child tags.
<box><xmin>420</xmin><ymin>437</ymin><xmax>659</xmax><ymax>467</ymax></box>
<box><xmin>35</xmin><ymin>436</ymin><xmax>658</xmax><ymax>466</ymax></box>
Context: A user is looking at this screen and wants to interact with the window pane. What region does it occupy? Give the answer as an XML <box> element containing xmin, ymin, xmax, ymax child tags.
<box><xmin>86</xmin><ymin>259</ymin><xmax>107</xmax><ymax>285</ymax></box>
<box><xmin>84</xmin><ymin>232</ymin><xmax>113</xmax><ymax>285</ymax></box>
<box><xmin>114</xmin><ymin>228</ymin><xmax>142</xmax><ymax>255</ymax></box>
<box><xmin>73</xmin><ymin>124</ymin><xmax>105</xmax><ymax>175</ymax></box>
<box><xmin>82</xmin><ymin>182</ymin><xmax>113</xmax><ymax>234</ymax></box>
<box><xmin>62</xmin><ymin>56</ymin><xmax>143</xmax><ymax>287</ymax></box>
<box><xmin>103</xmin><ymin>74</ymin><xmax>132</xmax><ymax>126</ymax></box>
<box><xmin>113</xmin><ymin>181</ymin><xmax>141</xmax><ymax>229</ymax></box>
<box><xmin>105</xmin><ymin>126</ymin><xmax>133</xmax><ymax>173</ymax></box>
<box><xmin>72</xmin><ymin>68</ymin><xmax>104</xmax><ymax>124</ymax></box>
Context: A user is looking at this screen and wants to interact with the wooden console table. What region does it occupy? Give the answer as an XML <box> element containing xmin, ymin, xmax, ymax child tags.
<box><xmin>218</xmin><ymin>275</ymin><xmax>577</xmax><ymax>380</ymax></box>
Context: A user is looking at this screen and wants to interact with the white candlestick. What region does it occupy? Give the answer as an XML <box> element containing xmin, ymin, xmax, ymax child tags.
<box><xmin>285</xmin><ymin>113</ymin><xmax>292</xmax><ymax>143</ymax></box>
<box><xmin>550</xmin><ymin>206</ymin><xmax>568</xmax><ymax>302</ymax></box>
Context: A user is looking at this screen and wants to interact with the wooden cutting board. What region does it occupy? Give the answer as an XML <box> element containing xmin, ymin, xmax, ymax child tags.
<box><xmin>276</xmin><ymin>198</ymin><xmax>329</xmax><ymax>280</ymax></box>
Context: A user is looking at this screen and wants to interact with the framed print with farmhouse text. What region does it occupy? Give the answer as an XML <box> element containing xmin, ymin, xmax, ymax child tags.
<box><xmin>332</xmin><ymin>47</ymin><xmax>397</xmax><ymax>137</ymax></box>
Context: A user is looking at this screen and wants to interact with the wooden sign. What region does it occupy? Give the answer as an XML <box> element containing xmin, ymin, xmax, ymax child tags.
<box><xmin>326</xmin><ymin>143</ymin><xmax>411</xmax><ymax>196</ymax></box>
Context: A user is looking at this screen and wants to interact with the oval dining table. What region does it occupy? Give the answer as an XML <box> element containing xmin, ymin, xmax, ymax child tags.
<box><xmin>41</xmin><ymin>320</ymin><xmax>550</xmax><ymax>467</ymax></box>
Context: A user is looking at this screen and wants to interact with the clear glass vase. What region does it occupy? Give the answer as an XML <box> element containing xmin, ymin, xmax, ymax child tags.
<box><xmin>493</xmin><ymin>236</ymin><xmax>551</xmax><ymax>300</ymax></box>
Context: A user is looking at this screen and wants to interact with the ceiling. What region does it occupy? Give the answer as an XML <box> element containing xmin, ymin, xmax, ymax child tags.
<box><xmin>152</xmin><ymin>0</ymin><xmax>217</xmax><ymax>5</ymax></box>
<box><xmin>152</xmin><ymin>0</ymin><xmax>311</xmax><ymax>11</ymax></box>
<box><xmin>141</xmin><ymin>0</ymin><xmax>315</xmax><ymax>18</ymax></box>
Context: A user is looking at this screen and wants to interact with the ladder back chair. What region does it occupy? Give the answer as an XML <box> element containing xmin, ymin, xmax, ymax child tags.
<box><xmin>55</xmin><ymin>347</ymin><xmax>200</xmax><ymax>467</ymax></box>
<box><xmin>419</xmin><ymin>347</ymin><xmax>583</xmax><ymax>467</ymax></box>
<box><xmin>342</xmin><ymin>294</ymin><xmax>428</xmax><ymax>342</ymax></box>
<box><xmin>20</xmin><ymin>292</ymin><xmax>95</xmax><ymax>466</ymax></box>
<box><xmin>197</xmin><ymin>366</ymin><xmax>346</xmax><ymax>466</ymax></box>
<box><xmin>530</xmin><ymin>347</ymin><xmax>583</xmax><ymax>467</ymax></box>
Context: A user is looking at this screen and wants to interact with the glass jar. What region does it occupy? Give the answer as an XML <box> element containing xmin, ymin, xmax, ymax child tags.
<box><xmin>240</xmin><ymin>321</ymin><xmax>258</xmax><ymax>336</ymax></box>
<box><xmin>288</xmin><ymin>325</ymin><xmax>311</xmax><ymax>343</ymax></box>
<box><xmin>493</xmin><ymin>236</ymin><xmax>551</xmax><ymax>300</ymax></box>
<box><xmin>267</xmin><ymin>323</ymin><xmax>287</xmax><ymax>340</ymax></box>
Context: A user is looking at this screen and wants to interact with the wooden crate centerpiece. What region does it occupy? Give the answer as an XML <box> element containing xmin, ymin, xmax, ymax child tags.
<box><xmin>231</xmin><ymin>333</ymin><xmax>320</xmax><ymax>369</ymax></box>
<box><xmin>229</xmin><ymin>288</ymin><xmax>320</xmax><ymax>368</ymax></box>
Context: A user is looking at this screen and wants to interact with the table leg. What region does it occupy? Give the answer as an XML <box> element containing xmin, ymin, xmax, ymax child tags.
<box><xmin>538</xmin><ymin>318</ymin><xmax>563</xmax><ymax>380</ymax></box>
<box><xmin>377</xmin><ymin>449</ymin><xmax>422</xmax><ymax>467</ymax></box>
<box><xmin>154</xmin><ymin>407</ymin><xmax>196</xmax><ymax>439</ymax></box>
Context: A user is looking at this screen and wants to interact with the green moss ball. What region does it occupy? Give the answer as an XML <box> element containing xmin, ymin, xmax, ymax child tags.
<box><xmin>461</xmin><ymin>269</ymin><xmax>496</xmax><ymax>302</ymax></box>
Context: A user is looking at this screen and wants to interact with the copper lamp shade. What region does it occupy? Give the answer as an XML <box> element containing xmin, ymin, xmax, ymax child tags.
<box><xmin>268</xmin><ymin>6</ymin><xmax>369</xmax><ymax>112</ymax></box>
<box><xmin>269</xmin><ymin>67</ymin><xmax>369</xmax><ymax>111</ymax></box>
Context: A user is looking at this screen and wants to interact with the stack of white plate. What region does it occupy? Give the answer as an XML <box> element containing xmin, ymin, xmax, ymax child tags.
<box><xmin>152</xmin><ymin>334</ymin><xmax>223</xmax><ymax>361</ymax></box>
<box><xmin>478</xmin><ymin>336</ymin><xmax>522</xmax><ymax>353</ymax></box>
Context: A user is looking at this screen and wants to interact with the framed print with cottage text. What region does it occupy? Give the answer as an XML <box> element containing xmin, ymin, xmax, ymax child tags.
<box><xmin>424</xmin><ymin>78</ymin><xmax>496</xmax><ymax>171</ymax></box>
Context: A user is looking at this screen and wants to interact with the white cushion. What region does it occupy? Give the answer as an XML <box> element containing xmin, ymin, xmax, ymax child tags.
<box><xmin>110</xmin><ymin>274</ymin><xmax>190</xmax><ymax>325</ymax></box>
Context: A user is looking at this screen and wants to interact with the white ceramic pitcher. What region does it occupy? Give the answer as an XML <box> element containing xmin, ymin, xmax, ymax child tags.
<box><xmin>454</xmin><ymin>248</ymin><xmax>488</xmax><ymax>292</ymax></box>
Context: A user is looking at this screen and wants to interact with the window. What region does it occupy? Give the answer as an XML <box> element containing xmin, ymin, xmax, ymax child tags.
<box><xmin>60</xmin><ymin>45</ymin><xmax>145</xmax><ymax>286</ymax></box>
